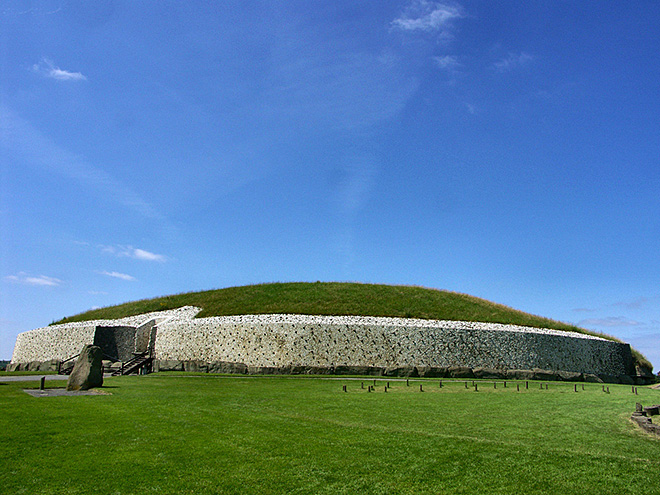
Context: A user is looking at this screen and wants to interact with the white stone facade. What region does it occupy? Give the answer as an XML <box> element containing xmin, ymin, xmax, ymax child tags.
<box><xmin>11</xmin><ymin>307</ymin><xmax>634</xmax><ymax>376</ymax></box>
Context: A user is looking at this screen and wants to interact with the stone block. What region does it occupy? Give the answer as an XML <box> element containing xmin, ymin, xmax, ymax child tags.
<box><xmin>334</xmin><ymin>366</ymin><xmax>384</xmax><ymax>376</ymax></box>
<box><xmin>183</xmin><ymin>360</ymin><xmax>207</xmax><ymax>372</ymax></box>
<box><xmin>7</xmin><ymin>362</ymin><xmax>20</xmax><ymax>372</ymax></box>
<box><xmin>447</xmin><ymin>366</ymin><xmax>474</xmax><ymax>378</ymax></box>
<box><xmin>66</xmin><ymin>345</ymin><xmax>103</xmax><ymax>391</ymax></box>
<box><xmin>506</xmin><ymin>369</ymin><xmax>535</xmax><ymax>380</ymax></box>
<box><xmin>208</xmin><ymin>361</ymin><xmax>248</xmax><ymax>374</ymax></box>
<box><xmin>617</xmin><ymin>375</ymin><xmax>635</xmax><ymax>385</ymax></box>
<box><xmin>417</xmin><ymin>366</ymin><xmax>447</xmax><ymax>378</ymax></box>
<box><xmin>473</xmin><ymin>367</ymin><xmax>505</xmax><ymax>379</ymax></box>
<box><xmin>597</xmin><ymin>373</ymin><xmax>619</xmax><ymax>384</ymax></box>
<box><xmin>556</xmin><ymin>371</ymin><xmax>583</xmax><ymax>382</ymax></box>
<box><xmin>383</xmin><ymin>366</ymin><xmax>419</xmax><ymax>377</ymax></box>
<box><xmin>583</xmin><ymin>373</ymin><xmax>604</xmax><ymax>383</ymax></box>
<box><xmin>156</xmin><ymin>359</ymin><xmax>184</xmax><ymax>372</ymax></box>
<box><xmin>532</xmin><ymin>369</ymin><xmax>559</xmax><ymax>381</ymax></box>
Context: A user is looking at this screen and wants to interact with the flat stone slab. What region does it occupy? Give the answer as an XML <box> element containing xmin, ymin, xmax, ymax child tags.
<box><xmin>23</xmin><ymin>388</ymin><xmax>111</xmax><ymax>397</ymax></box>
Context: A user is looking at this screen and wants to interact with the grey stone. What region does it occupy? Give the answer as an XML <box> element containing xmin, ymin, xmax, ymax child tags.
<box><xmin>27</xmin><ymin>361</ymin><xmax>41</xmax><ymax>371</ymax></box>
<box><xmin>643</xmin><ymin>406</ymin><xmax>660</xmax><ymax>416</ymax></box>
<box><xmin>416</xmin><ymin>366</ymin><xmax>447</xmax><ymax>378</ymax></box>
<box><xmin>473</xmin><ymin>367</ymin><xmax>505</xmax><ymax>379</ymax></box>
<box><xmin>532</xmin><ymin>369</ymin><xmax>559</xmax><ymax>381</ymax></box>
<box><xmin>556</xmin><ymin>371</ymin><xmax>583</xmax><ymax>382</ymax></box>
<box><xmin>447</xmin><ymin>366</ymin><xmax>474</xmax><ymax>378</ymax></box>
<box><xmin>506</xmin><ymin>369</ymin><xmax>535</xmax><ymax>380</ymax></box>
<box><xmin>583</xmin><ymin>373</ymin><xmax>604</xmax><ymax>383</ymax></box>
<box><xmin>617</xmin><ymin>375</ymin><xmax>635</xmax><ymax>385</ymax></box>
<box><xmin>183</xmin><ymin>360</ymin><xmax>207</xmax><ymax>372</ymax></box>
<box><xmin>383</xmin><ymin>366</ymin><xmax>419</xmax><ymax>377</ymax></box>
<box><xmin>207</xmin><ymin>361</ymin><xmax>248</xmax><ymax>374</ymax></box>
<box><xmin>7</xmin><ymin>362</ymin><xmax>20</xmax><ymax>372</ymax></box>
<box><xmin>156</xmin><ymin>359</ymin><xmax>184</xmax><ymax>372</ymax></box>
<box><xmin>334</xmin><ymin>366</ymin><xmax>384</xmax><ymax>376</ymax></box>
<box><xmin>66</xmin><ymin>345</ymin><xmax>104</xmax><ymax>391</ymax></box>
<box><xmin>597</xmin><ymin>373</ymin><xmax>619</xmax><ymax>384</ymax></box>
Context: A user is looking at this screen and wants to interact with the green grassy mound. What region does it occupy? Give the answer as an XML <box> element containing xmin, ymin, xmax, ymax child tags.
<box><xmin>53</xmin><ymin>282</ymin><xmax>652</xmax><ymax>371</ymax></box>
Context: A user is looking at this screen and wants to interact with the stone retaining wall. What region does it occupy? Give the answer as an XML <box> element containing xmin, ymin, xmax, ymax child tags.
<box><xmin>154</xmin><ymin>314</ymin><xmax>635</xmax><ymax>376</ymax></box>
<box><xmin>11</xmin><ymin>308</ymin><xmax>637</xmax><ymax>379</ymax></box>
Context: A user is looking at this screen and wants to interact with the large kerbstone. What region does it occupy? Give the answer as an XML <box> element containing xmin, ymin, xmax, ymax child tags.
<box><xmin>66</xmin><ymin>345</ymin><xmax>104</xmax><ymax>391</ymax></box>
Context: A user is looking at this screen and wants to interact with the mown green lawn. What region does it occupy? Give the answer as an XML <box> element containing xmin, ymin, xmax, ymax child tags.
<box><xmin>1</xmin><ymin>375</ymin><xmax>658</xmax><ymax>494</ymax></box>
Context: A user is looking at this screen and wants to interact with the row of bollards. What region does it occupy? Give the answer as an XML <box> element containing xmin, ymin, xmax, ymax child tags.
<box><xmin>345</xmin><ymin>380</ymin><xmax>634</xmax><ymax>394</ymax></box>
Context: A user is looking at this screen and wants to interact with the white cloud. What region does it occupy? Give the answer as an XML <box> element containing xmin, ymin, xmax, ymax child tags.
<box><xmin>100</xmin><ymin>245</ymin><xmax>166</xmax><ymax>262</ymax></box>
<box><xmin>97</xmin><ymin>271</ymin><xmax>136</xmax><ymax>281</ymax></box>
<box><xmin>579</xmin><ymin>317</ymin><xmax>641</xmax><ymax>327</ymax></box>
<box><xmin>433</xmin><ymin>55</ymin><xmax>460</xmax><ymax>71</ymax></box>
<box><xmin>4</xmin><ymin>272</ymin><xmax>62</xmax><ymax>287</ymax></box>
<box><xmin>392</xmin><ymin>1</ymin><xmax>463</xmax><ymax>33</ymax></box>
<box><xmin>493</xmin><ymin>52</ymin><xmax>534</xmax><ymax>72</ymax></box>
<box><xmin>32</xmin><ymin>58</ymin><xmax>87</xmax><ymax>81</ymax></box>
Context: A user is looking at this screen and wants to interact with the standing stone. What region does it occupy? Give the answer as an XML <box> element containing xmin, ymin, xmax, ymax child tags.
<box><xmin>66</xmin><ymin>345</ymin><xmax>104</xmax><ymax>391</ymax></box>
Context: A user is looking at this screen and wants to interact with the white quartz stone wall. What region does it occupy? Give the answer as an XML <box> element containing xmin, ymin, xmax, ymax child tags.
<box><xmin>11</xmin><ymin>308</ymin><xmax>632</xmax><ymax>376</ymax></box>
<box><xmin>10</xmin><ymin>307</ymin><xmax>201</xmax><ymax>364</ymax></box>
<box><xmin>154</xmin><ymin>314</ymin><xmax>633</xmax><ymax>376</ymax></box>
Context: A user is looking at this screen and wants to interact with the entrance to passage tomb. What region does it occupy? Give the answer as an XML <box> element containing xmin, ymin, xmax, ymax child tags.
<box><xmin>93</xmin><ymin>326</ymin><xmax>137</xmax><ymax>362</ymax></box>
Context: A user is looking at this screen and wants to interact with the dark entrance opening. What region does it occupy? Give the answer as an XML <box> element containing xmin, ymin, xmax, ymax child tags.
<box><xmin>93</xmin><ymin>326</ymin><xmax>137</xmax><ymax>362</ymax></box>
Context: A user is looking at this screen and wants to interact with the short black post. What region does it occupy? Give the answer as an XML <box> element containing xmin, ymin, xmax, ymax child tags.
<box><xmin>540</xmin><ymin>383</ymin><xmax>543</xmax><ymax>390</ymax></box>
<box><xmin>361</xmin><ymin>382</ymin><xmax>364</xmax><ymax>389</ymax></box>
<box><xmin>343</xmin><ymin>385</ymin><xmax>347</xmax><ymax>392</ymax></box>
<box><xmin>373</xmin><ymin>379</ymin><xmax>376</xmax><ymax>386</ymax></box>
<box><xmin>525</xmin><ymin>381</ymin><xmax>528</xmax><ymax>389</ymax></box>
<box><xmin>517</xmin><ymin>384</ymin><xmax>520</xmax><ymax>391</ymax></box>
<box><xmin>420</xmin><ymin>384</ymin><xmax>423</xmax><ymax>392</ymax></box>
<box><xmin>582</xmin><ymin>384</ymin><xmax>584</xmax><ymax>391</ymax></box>
<box><xmin>494</xmin><ymin>382</ymin><xmax>497</xmax><ymax>389</ymax></box>
<box><xmin>465</xmin><ymin>381</ymin><xmax>468</xmax><ymax>388</ymax></box>
<box><xmin>504</xmin><ymin>381</ymin><xmax>507</xmax><ymax>388</ymax></box>
<box><xmin>384</xmin><ymin>386</ymin><xmax>387</xmax><ymax>393</ymax></box>
<box><xmin>635</xmin><ymin>387</ymin><xmax>638</xmax><ymax>395</ymax></box>
<box><xmin>474</xmin><ymin>383</ymin><xmax>478</xmax><ymax>392</ymax></box>
<box><xmin>545</xmin><ymin>384</ymin><xmax>548</xmax><ymax>390</ymax></box>
<box><xmin>407</xmin><ymin>379</ymin><xmax>409</xmax><ymax>387</ymax></box>
<box><xmin>40</xmin><ymin>376</ymin><xmax>45</xmax><ymax>390</ymax></box>
<box><xmin>606</xmin><ymin>386</ymin><xmax>610</xmax><ymax>394</ymax></box>
<box><xmin>632</xmin><ymin>386</ymin><xmax>635</xmax><ymax>393</ymax></box>
<box><xmin>574</xmin><ymin>384</ymin><xmax>577</xmax><ymax>392</ymax></box>
<box><xmin>602</xmin><ymin>385</ymin><xmax>605</xmax><ymax>392</ymax></box>
<box><xmin>439</xmin><ymin>380</ymin><xmax>442</xmax><ymax>388</ymax></box>
<box><xmin>387</xmin><ymin>382</ymin><xmax>390</xmax><ymax>388</ymax></box>
<box><xmin>367</xmin><ymin>386</ymin><xmax>371</xmax><ymax>393</ymax></box>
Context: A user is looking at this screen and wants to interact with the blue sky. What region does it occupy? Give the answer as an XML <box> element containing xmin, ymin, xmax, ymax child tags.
<box><xmin>1</xmin><ymin>1</ymin><xmax>659</xmax><ymax>368</ymax></box>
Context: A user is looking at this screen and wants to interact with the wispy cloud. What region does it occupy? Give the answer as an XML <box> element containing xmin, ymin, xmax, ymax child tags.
<box><xmin>611</xmin><ymin>297</ymin><xmax>652</xmax><ymax>310</ymax></box>
<box><xmin>4</xmin><ymin>272</ymin><xmax>62</xmax><ymax>287</ymax></box>
<box><xmin>0</xmin><ymin>106</ymin><xmax>168</xmax><ymax>225</ymax></box>
<box><xmin>392</xmin><ymin>1</ymin><xmax>463</xmax><ymax>34</ymax></box>
<box><xmin>572</xmin><ymin>307</ymin><xmax>596</xmax><ymax>313</ymax></box>
<box><xmin>97</xmin><ymin>271</ymin><xmax>136</xmax><ymax>281</ymax></box>
<box><xmin>579</xmin><ymin>317</ymin><xmax>641</xmax><ymax>327</ymax></box>
<box><xmin>493</xmin><ymin>52</ymin><xmax>534</xmax><ymax>72</ymax></box>
<box><xmin>32</xmin><ymin>58</ymin><xmax>87</xmax><ymax>82</ymax></box>
<box><xmin>100</xmin><ymin>245</ymin><xmax>167</xmax><ymax>262</ymax></box>
<box><xmin>433</xmin><ymin>55</ymin><xmax>461</xmax><ymax>72</ymax></box>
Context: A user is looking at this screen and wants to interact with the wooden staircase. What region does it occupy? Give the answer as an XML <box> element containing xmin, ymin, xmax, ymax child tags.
<box><xmin>110</xmin><ymin>352</ymin><xmax>153</xmax><ymax>376</ymax></box>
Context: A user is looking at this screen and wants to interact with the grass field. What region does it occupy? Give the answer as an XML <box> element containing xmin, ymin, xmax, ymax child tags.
<box><xmin>2</xmin><ymin>374</ymin><xmax>659</xmax><ymax>494</ymax></box>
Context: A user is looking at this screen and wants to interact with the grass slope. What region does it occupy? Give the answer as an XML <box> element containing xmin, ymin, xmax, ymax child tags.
<box><xmin>52</xmin><ymin>282</ymin><xmax>653</xmax><ymax>370</ymax></box>
<box><xmin>2</xmin><ymin>375</ymin><xmax>659</xmax><ymax>494</ymax></box>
